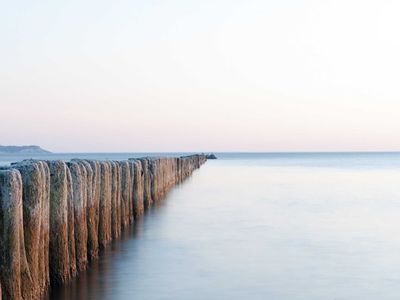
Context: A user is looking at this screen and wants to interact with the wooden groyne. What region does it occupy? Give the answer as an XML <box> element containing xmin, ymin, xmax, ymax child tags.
<box><xmin>0</xmin><ymin>154</ymin><xmax>207</xmax><ymax>299</ymax></box>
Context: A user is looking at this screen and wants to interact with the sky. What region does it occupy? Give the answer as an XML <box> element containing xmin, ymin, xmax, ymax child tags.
<box><xmin>1</xmin><ymin>0</ymin><xmax>400</xmax><ymax>152</ymax></box>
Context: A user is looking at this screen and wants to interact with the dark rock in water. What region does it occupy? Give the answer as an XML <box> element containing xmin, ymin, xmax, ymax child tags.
<box><xmin>206</xmin><ymin>154</ymin><xmax>217</xmax><ymax>159</ymax></box>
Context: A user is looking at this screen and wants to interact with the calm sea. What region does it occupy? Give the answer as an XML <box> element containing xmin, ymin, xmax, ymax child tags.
<box><xmin>3</xmin><ymin>152</ymin><xmax>400</xmax><ymax>299</ymax></box>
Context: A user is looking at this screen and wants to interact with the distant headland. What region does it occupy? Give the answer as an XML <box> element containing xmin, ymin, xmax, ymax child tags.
<box><xmin>0</xmin><ymin>145</ymin><xmax>51</xmax><ymax>154</ymax></box>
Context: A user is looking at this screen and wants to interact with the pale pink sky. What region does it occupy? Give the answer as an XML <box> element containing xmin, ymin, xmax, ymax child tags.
<box><xmin>1</xmin><ymin>0</ymin><xmax>400</xmax><ymax>152</ymax></box>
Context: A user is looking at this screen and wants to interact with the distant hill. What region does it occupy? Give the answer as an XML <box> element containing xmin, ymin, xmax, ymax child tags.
<box><xmin>0</xmin><ymin>145</ymin><xmax>51</xmax><ymax>154</ymax></box>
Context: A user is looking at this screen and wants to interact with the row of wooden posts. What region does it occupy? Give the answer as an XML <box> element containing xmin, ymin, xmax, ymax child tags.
<box><xmin>0</xmin><ymin>154</ymin><xmax>207</xmax><ymax>299</ymax></box>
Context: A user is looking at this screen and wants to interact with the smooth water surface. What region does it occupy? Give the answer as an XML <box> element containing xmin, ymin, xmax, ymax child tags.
<box><xmin>6</xmin><ymin>153</ymin><xmax>400</xmax><ymax>299</ymax></box>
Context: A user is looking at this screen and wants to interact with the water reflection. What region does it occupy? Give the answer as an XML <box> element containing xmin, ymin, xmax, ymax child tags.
<box><xmin>46</xmin><ymin>209</ymin><xmax>160</xmax><ymax>300</ymax></box>
<box><xmin>41</xmin><ymin>155</ymin><xmax>400</xmax><ymax>300</ymax></box>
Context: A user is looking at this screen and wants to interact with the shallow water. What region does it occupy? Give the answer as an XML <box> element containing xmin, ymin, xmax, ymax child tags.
<box><xmin>4</xmin><ymin>153</ymin><xmax>400</xmax><ymax>299</ymax></box>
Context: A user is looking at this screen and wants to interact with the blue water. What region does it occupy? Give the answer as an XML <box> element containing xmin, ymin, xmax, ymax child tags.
<box><xmin>3</xmin><ymin>153</ymin><xmax>400</xmax><ymax>299</ymax></box>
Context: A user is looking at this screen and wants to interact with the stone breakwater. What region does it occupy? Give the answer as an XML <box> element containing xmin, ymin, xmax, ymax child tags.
<box><xmin>0</xmin><ymin>155</ymin><xmax>207</xmax><ymax>300</ymax></box>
